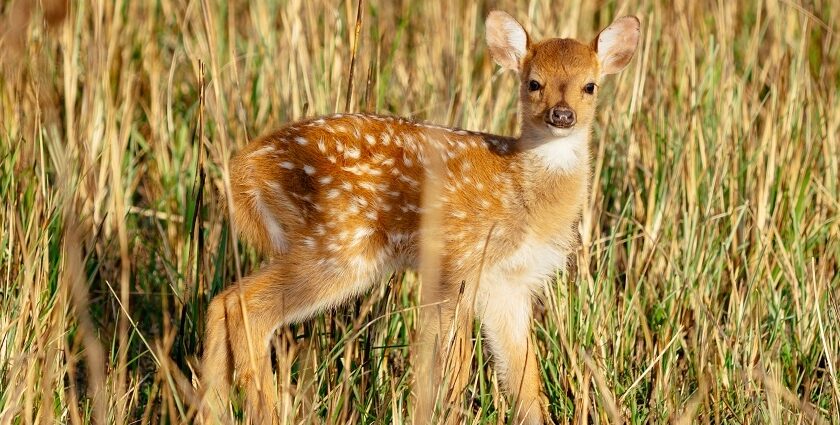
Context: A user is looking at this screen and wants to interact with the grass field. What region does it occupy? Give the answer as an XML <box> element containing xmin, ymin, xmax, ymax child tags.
<box><xmin>1</xmin><ymin>0</ymin><xmax>839</xmax><ymax>423</ymax></box>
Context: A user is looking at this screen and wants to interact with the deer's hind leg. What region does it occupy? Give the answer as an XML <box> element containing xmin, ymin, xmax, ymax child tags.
<box><xmin>202</xmin><ymin>264</ymin><xmax>287</xmax><ymax>424</ymax></box>
<box><xmin>202</xmin><ymin>251</ymin><xmax>382</xmax><ymax>424</ymax></box>
<box><xmin>201</xmin><ymin>285</ymin><xmax>236</xmax><ymax>423</ymax></box>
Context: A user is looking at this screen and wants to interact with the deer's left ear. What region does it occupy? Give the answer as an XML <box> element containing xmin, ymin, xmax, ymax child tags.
<box><xmin>593</xmin><ymin>16</ymin><xmax>640</xmax><ymax>76</ymax></box>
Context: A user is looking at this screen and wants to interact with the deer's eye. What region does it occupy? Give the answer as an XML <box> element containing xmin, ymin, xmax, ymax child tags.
<box><xmin>583</xmin><ymin>83</ymin><xmax>596</xmax><ymax>94</ymax></box>
<box><xmin>528</xmin><ymin>80</ymin><xmax>541</xmax><ymax>91</ymax></box>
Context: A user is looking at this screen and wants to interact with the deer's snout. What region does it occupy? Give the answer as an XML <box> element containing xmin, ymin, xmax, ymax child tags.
<box><xmin>546</xmin><ymin>106</ymin><xmax>576</xmax><ymax>129</ymax></box>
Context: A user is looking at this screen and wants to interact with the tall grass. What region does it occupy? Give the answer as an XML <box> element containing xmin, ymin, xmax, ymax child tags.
<box><xmin>1</xmin><ymin>0</ymin><xmax>838</xmax><ymax>423</ymax></box>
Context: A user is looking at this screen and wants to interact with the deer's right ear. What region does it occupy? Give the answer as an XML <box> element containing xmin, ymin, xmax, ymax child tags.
<box><xmin>486</xmin><ymin>11</ymin><xmax>529</xmax><ymax>72</ymax></box>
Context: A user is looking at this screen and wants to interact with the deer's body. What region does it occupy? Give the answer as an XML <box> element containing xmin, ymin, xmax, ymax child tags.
<box><xmin>202</xmin><ymin>11</ymin><xmax>638</xmax><ymax>425</ymax></box>
<box><xmin>231</xmin><ymin>113</ymin><xmax>586</xmax><ymax>280</ymax></box>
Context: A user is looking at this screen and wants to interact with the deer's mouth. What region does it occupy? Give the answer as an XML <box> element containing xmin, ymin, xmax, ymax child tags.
<box><xmin>545</xmin><ymin>124</ymin><xmax>577</xmax><ymax>138</ymax></box>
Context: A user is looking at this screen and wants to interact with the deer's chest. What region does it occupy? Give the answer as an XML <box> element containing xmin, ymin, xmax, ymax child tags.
<box><xmin>490</xmin><ymin>233</ymin><xmax>570</xmax><ymax>289</ymax></box>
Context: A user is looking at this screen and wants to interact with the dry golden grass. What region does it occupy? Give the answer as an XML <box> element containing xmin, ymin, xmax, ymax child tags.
<box><xmin>0</xmin><ymin>0</ymin><xmax>838</xmax><ymax>423</ymax></box>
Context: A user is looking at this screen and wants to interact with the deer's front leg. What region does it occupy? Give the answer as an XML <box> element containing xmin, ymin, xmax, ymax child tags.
<box><xmin>478</xmin><ymin>282</ymin><xmax>548</xmax><ymax>425</ymax></box>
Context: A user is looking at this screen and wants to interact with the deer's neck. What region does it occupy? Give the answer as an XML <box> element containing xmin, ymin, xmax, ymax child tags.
<box><xmin>513</xmin><ymin>130</ymin><xmax>591</xmax><ymax>240</ymax></box>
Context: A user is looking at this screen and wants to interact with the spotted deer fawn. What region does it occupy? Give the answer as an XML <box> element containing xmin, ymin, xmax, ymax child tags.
<box><xmin>201</xmin><ymin>10</ymin><xmax>639</xmax><ymax>425</ymax></box>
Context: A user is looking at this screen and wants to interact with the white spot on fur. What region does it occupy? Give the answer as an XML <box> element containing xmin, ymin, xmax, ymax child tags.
<box><xmin>248</xmin><ymin>145</ymin><xmax>275</xmax><ymax>158</ymax></box>
<box><xmin>343</xmin><ymin>163</ymin><xmax>382</xmax><ymax>176</ymax></box>
<box><xmin>319</xmin><ymin>176</ymin><xmax>334</xmax><ymax>185</ymax></box>
<box><xmin>398</xmin><ymin>175</ymin><xmax>419</xmax><ymax>187</ymax></box>
<box><xmin>295</xmin><ymin>137</ymin><xmax>308</xmax><ymax>145</ymax></box>
<box><xmin>303</xmin><ymin>165</ymin><xmax>316</xmax><ymax>175</ymax></box>
<box><xmin>359</xmin><ymin>182</ymin><xmax>377</xmax><ymax>191</ymax></box>
<box><xmin>353</xmin><ymin>227</ymin><xmax>374</xmax><ymax>241</ymax></box>
<box><xmin>280</xmin><ymin>161</ymin><xmax>295</xmax><ymax>169</ymax></box>
<box><xmin>343</xmin><ymin>165</ymin><xmax>364</xmax><ymax>176</ymax></box>
<box><xmin>352</xmin><ymin>196</ymin><xmax>368</xmax><ymax>207</ymax></box>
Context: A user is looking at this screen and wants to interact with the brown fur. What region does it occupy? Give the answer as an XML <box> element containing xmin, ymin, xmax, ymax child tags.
<box><xmin>201</xmin><ymin>11</ymin><xmax>639</xmax><ymax>425</ymax></box>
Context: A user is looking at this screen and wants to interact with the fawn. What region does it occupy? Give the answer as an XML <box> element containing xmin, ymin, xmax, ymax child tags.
<box><xmin>201</xmin><ymin>10</ymin><xmax>639</xmax><ymax>425</ymax></box>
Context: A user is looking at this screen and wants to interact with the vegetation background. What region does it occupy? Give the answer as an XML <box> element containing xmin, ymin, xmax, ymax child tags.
<box><xmin>1</xmin><ymin>0</ymin><xmax>838</xmax><ymax>423</ymax></box>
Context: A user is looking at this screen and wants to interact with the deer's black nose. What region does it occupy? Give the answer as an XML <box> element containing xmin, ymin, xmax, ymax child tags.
<box><xmin>546</xmin><ymin>106</ymin><xmax>576</xmax><ymax>128</ymax></box>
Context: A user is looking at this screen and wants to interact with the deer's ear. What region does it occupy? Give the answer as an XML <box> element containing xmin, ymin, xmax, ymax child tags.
<box><xmin>486</xmin><ymin>11</ymin><xmax>529</xmax><ymax>72</ymax></box>
<box><xmin>593</xmin><ymin>16</ymin><xmax>640</xmax><ymax>76</ymax></box>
